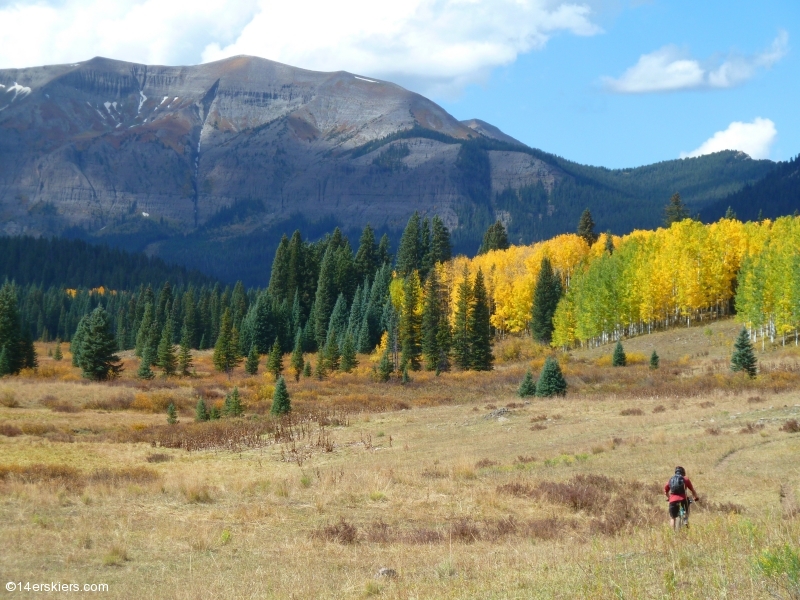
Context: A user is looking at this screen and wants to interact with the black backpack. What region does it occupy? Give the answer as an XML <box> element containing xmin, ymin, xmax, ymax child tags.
<box><xmin>669</xmin><ymin>474</ymin><xmax>686</xmax><ymax>495</ymax></box>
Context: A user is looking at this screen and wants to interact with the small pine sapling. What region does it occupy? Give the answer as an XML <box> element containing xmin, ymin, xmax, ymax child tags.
<box><xmin>612</xmin><ymin>341</ymin><xmax>627</xmax><ymax>367</ymax></box>
<box><xmin>650</xmin><ymin>350</ymin><xmax>660</xmax><ymax>370</ymax></box>
<box><xmin>137</xmin><ymin>347</ymin><xmax>155</xmax><ymax>380</ymax></box>
<box><xmin>267</xmin><ymin>338</ymin><xmax>283</xmax><ymax>380</ymax></box>
<box><xmin>401</xmin><ymin>365</ymin><xmax>411</xmax><ymax>384</ymax></box>
<box><xmin>535</xmin><ymin>357</ymin><xmax>567</xmax><ymax>397</ymax></box>
<box><xmin>208</xmin><ymin>405</ymin><xmax>221</xmax><ymax>420</ymax></box>
<box><xmin>224</xmin><ymin>387</ymin><xmax>244</xmax><ymax>417</ymax></box>
<box><xmin>53</xmin><ymin>340</ymin><xmax>63</xmax><ymax>361</ymax></box>
<box><xmin>376</xmin><ymin>348</ymin><xmax>392</xmax><ymax>382</ymax></box>
<box><xmin>166</xmin><ymin>403</ymin><xmax>178</xmax><ymax>425</ymax></box>
<box><xmin>271</xmin><ymin>376</ymin><xmax>291</xmax><ymax>415</ymax></box>
<box><xmin>303</xmin><ymin>360</ymin><xmax>312</xmax><ymax>377</ymax></box>
<box><xmin>245</xmin><ymin>344</ymin><xmax>260</xmax><ymax>376</ymax></box>
<box><xmin>518</xmin><ymin>369</ymin><xmax>536</xmax><ymax>397</ymax></box>
<box><xmin>339</xmin><ymin>335</ymin><xmax>358</xmax><ymax>373</ymax></box>
<box><xmin>195</xmin><ymin>398</ymin><xmax>209</xmax><ymax>422</ymax></box>
<box><xmin>731</xmin><ymin>327</ymin><xmax>757</xmax><ymax>378</ymax></box>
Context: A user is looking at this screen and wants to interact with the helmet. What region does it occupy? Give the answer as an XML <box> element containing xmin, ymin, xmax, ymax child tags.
<box><xmin>675</xmin><ymin>466</ymin><xmax>686</xmax><ymax>476</ymax></box>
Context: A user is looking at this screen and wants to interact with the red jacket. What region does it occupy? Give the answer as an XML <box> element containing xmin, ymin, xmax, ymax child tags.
<box><xmin>664</xmin><ymin>476</ymin><xmax>696</xmax><ymax>503</ymax></box>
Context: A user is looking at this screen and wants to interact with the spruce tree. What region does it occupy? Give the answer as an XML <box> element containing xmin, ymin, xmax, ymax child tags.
<box><xmin>22</xmin><ymin>328</ymin><xmax>37</xmax><ymax>370</ymax></box>
<box><xmin>166</xmin><ymin>403</ymin><xmax>178</xmax><ymax>425</ymax></box>
<box><xmin>518</xmin><ymin>369</ymin><xmax>537</xmax><ymax>397</ymax></box>
<box><xmin>430</xmin><ymin>216</ymin><xmax>452</xmax><ymax>264</ymax></box>
<box><xmin>137</xmin><ymin>346</ymin><xmax>155</xmax><ymax>380</ymax></box>
<box><xmin>399</xmin><ymin>271</ymin><xmax>422</xmax><ymax>371</ymax></box>
<box><xmin>535</xmin><ymin>357</ymin><xmax>567</xmax><ymax>397</ymax></box>
<box><xmin>156</xmin><ymin>318</ymin><xmax>177</xmax><ymax>376</ymax></box>
<box><xmin>224</xmin><ymin>387</ymin><xmax>244</xmax><ymax>417</ymax></box>
<box><xmin>77</xmin><ymin>307</ymin><xmax>123</xmax><ymax>381</ymax></box>
<box><xmin>134</xmin><ymin>303</ymin><xmax>155</xmax><ymax>358</ymax></box>
<box><xmin>0</xmin><ymin>283</ymin><xmax>23</xmax><ymax>375</ymax></box>
<box><xmin>422</xmin><ymin>268</ymin><xmax>443</xmax><ymax>371</ymax></box>
<box><xmin>650</xmin><ymin>350</ymin><xmax>660</xmax><ymax>370</ymax></box>
<box><xmin>376</xmin><ymin>347</ymin><xmax>393</xmax><ymax>382</ymax></box>
<box><xmin>354</xmin><ymin>224</ymin><xmax>378</xmax><ymax>282</ymax></box>
<box><xmin>612</xmin><ymin>341</ymin><xmax>626</xmax><ymax>367</ymax></box>
<box><xmin>322</xmin><ymin>329</ymin><xmax>341</xmax><ymax>372</ymax></box>
<box><xmin>478</xmin><ymin>221</ymin><xmax>510</xmax><ymax>254</ymax></box>
<box><xmin>339</xmin><ymin>334</ymin><xmax>357</xmax><ymax>372</ymax></box>
<box><xmin>314</xmin><ymin>246</ymin><xmax>337</xmax><ymax>349</ymax></box>
<box><xmin>71</xmin><ymin>316</ymin><xmax>87</xmax><ymax>367</ymax></box>
<box><xmin>178</xmin><ymin>324</ymin><xmax>193</xmax><ymax>376</ymax></box>
<box><xmin>396</xmin><ymin>211</ymin><xmax>422</xmax><ymax>276</ymax></box>
<box><xmin>419</xmin><ymin>217</ymin><xmax>433</xmax><ymax>280</ymax></box>
<box><xmin>664</xmin><ymin>192</ymin><xmax>689</xmax><ymax>226</ymax></box>
<box><xmin>731</xmin><ymin>328</ymin><xmax>757</xmax><ymax>377</ymax></box>
<box><xmin>290</xmin><ymin>330</ymin><xmax>304</xmax><ymax>381</ymax></box>
<box><xmin>377</xmin><ymin>234</ymin><xmax>392</xmax><ymax>266</ymax></box>
<box><xmin>468</xmin><ymin>269</ymin><xmax>493</xmax><ymax>371</ymax></box>
<box><xmin>271</xmin><ymin>376</ymin><xmax>291</xmax><ymax>415</ymax></box>
<box><xmin>268</xmin><ymin>234</ymin><xmax>291</xmax><ymax>303</ymax></box>
<box><xmin>245</xmin><ymin>343</ymin><xmax>260</xmax><ymax>375</ymax></box>
<box><xmin>303</xmin><ymin>360</ymin><xmax>312</xmax><ymax>377</ymax></box>
<box><xmin>604</xmin><ymin>231</ymin><xmax>615</xmax><ymax>255</ymax></box>
<box><xmin>53</xmin><ymin>339</ymin><xmax>63</xmax><ymax>361</ymax></box>
<box><xmin>195</xmin><ymin>398</ymin><xmax>209</xmax><ymax>422</ymax></box>
<box><xmin>530</xmin><ymin>257</ymin><xmax>562</xmax><ymax>344</ymax></box>
<box><xmin>0</xmin><ymin>346</ymin><xmax>10</xmax><ymax>378</ymax></box>
<box><xmin>577</xmin><ymin>208</ymin><xmax>598</xmax><ymax>246</ymax></box>
<box><xmin>267</xmin><ymin>337</ymin><xmax>283</xmax><ymax>380</ymax></box>
<box><xmin>452</xmin><ymin>267</ymin><xmax>473</xmax><ymax>370</ymax></box>
<box><xmin>208</xmin><ymin>405</ymin><xmax>220</xmax><ymax>420</ymax></box>
<box><xmin>401</xmin><ymin>365</ymin><xmax>411</xmax><ymax>384</ymax></box>
<box><xmin>213</xmin><ymin>309</ymin><xmax>240</xmax><ymax>375</ymax></box>
<box><xmin>314</xmin><ymin>356</ymin><xmax>326</xmax><ymax>380</ymax></box>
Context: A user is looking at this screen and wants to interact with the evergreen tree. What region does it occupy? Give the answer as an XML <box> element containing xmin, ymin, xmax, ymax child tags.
<box><xmin>195</xmin><ymin>398</ymin><xmax>209</xmax><ymax>422</ymax></box>
<box><xmin>468</xmin><ymin>269</ymin><xmax>493</xmax><ymax>371</ymax></box>
<box><xmin>0</xmin><ymin>346</ymin><xmax>10</xmax><ymax>378</ymax></box>
<box><xmin>612</xmin><ymin>341</ymin><xmax>627</xmax><ymax>367</ymax></box>
<box><xmin>137</xmin><ymin>346</ymin><xmax>155</xmax><ymax>380</ymax></box>
<box><xmin>420</xmin><ymin>217</ymin><xmax>433</xmax><ymax>279</ymax></box>
<box><xmin>724</xmin><ymin>206</ymin><xmax>737</xmax><ymax>220</ymax></box>
<box><xmin>399</xmin><ymin>271</ymin><xmax>422</xmax><ymax>371</ymax></box>
<box><xmin>396</xmin><ymin>212</ymin><xmax>422</xmax><ymax>277</ymax></box>
<box><xmin>166</xmin><ymin>402</ymin><xmax>178</xmax><ymax>425</ymax></box>
<box><xmin>422</xmin><ymin>268</ymin><xmax>445</xmax><ymax>371</ymax></box>
<box><xmin>77</xmin><ymin>307</ymin><xmax>123</xmax><ymax>381</ymax></box>
<box><xmin>268</xmin><ymin>234</ymin><xmax>291</xmax><ymax>303</ymax></box>
<box><xmin>303</xmin><ymin>360</ymin><xmax>312</xmax><ymax>378</ymax></box>
<box><xmin>156</xmin><ymin>318</ymin><xmax>177</xmax><ymax>376</ymax></box>
<box><xmin>245</xmin><ymin>343</ymin><xmax>260</xmax><ymax>375</ymax></box>
<box><xmin>134</xmin><ymin>302</ymin><xmax>155</xmax><ymax>357</ymax></box>
<box><xmin>271</xmin><ymin>376</ymin><xmax>291</xmax><ymax>415</ymax></box>
<box><xmin>22</xmin><ymin>328</ymin><xmax>37</xmax><ymax>370</ymax></box>
<box><xmin>178</xmin><ymin>324</ymin><xmax>193</xmax><ymax>376</ymax></box>
<box><xmin>577</xmin><ymin>208</ymin><xmax>598</xmax><ymax>246</ymax></box>
<box><xmin>478</xmin><ymin>221</ymin><xmax>510</xmax><ymax>254</ymax></box>
<box><xmin>0</xmin><ymin>283</ymin><xmax>23</xmax><ymax>375</ymax></box>
<box><xmin>208</xmin><ymin>405</ymin><xmax>221</xmax><ymax>420</ymax></box>
<box><xmin>650</xmin><ymin>350</ymin><xmax>660</xmax><ymax>370</ymax></box>
<box><xmin>530</xmin><ymin>257</ymin><xmax>563</xmax><ymax>344</ymax></box>
<box><xmin>322</xmin><ymin>329</ymin><xmax>341</xmax><ymax>372</ymax></box>
<box><xmin>354</xmin><ymin>224</ymin><xmax>378</xmax><ymax>282</ymax></box>
<box><xmin>731</xmin><ymin>327</ymin><xmax>757</xmax><ymax>377</ymax></box>
<box><xmin>213</xmin><ymin>308</ymin><xmax>240</xmax><ymax>375</ymax></box>
<box><xmin>452</xmin><ymin>267</ymin><xmax>473</xmax><ymax>370</ymax></box>
<box><xmin>314</xmin><ymin>356</ymin><xmax>326</xmax><ymax>380</ymax></box>
<box><xmin>71</xmin><ymin>316</ymin><xmax>87</xmax><ymax>367</ymax></box>
<box><xmin>327</xmin><ymin>293</ymin><xmax>349</xmax><ymax>349</ymax></box>
<box><xmin>53</xmin><ymin>339</ymin><xmax>63</xmax><ymax>361</ymax></box>
<box><xmin>604</xmin><ymin>231</ymin><xmax>615</xmax><ymax>255</ymax></box>
<box><xmin>376</xmin><ymin>347</ymin><xmax>393</xmax><ymax>382</ymax></box>
<box><xmin>430</xmin><ymin>215</ymin><xmax>452</xmax><ymax>264</ymax></box>
<box><xmin>535</xmin><ymin>357</ymin><xmax>567</xmax><ymax>397</ymax></box>
<box><xmin>339</xmin><ymin>334</ymin><xmax>357</xmax><ymax>373</ymax></box>
<box><xmin>314</xmin><ymin>246</ymin><xmax>337</xmax><ymax>349</ymax></box>
<box><xmin>224</xmin><ymin>387</ymin><xmax>244</xmax><ymax>417</ymax></box>
<box><xmin>401</xmin><ymin>365</ymin><xmax>411</xmax><ymax>384</ymax></box>
<box><xmin>290</xmin><ymin>330</ymin><xmax>304</xmax><ymax>381</ymax></box>
<box><xmin>267</xmin><ymin>337</ymin><xmax>283</xmax><ymax>380</ymax></box>
<box><xmin>664</xmin><ymin>192</ymin><xmax>690</xmax><ymax>226</ymax></box>
<box><xmin>518</xmin><ymin>369</ymin><xmax>537</xmax><ymax>397</ymax></box>
<box><xmin>377</xmin><ymin>234</ymin><xmax>392</xmax><ymax>266</ymax></box>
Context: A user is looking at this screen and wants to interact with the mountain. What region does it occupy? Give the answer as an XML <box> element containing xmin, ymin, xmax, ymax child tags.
<box><xmin>699</xmin><ymin>154</ymin><xmax>800</xmax><ymax>222</ymax></box>
<box><xmin>0</xmin><ymin>56</ymin><xmax>776</xmax><ymax>285</ymax></box>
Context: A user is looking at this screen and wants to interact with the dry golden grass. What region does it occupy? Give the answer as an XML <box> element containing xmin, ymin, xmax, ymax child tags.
<box><xmin>0</xmin><ymin>332</ymin><xmax>798</xmax><ymax>598</ymax></box>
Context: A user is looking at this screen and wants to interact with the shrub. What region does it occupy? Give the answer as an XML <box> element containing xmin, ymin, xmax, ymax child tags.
<box><xmin>781</xmin><ymin>419</ymin><xmax>800</xmax><ymax>433</ymax></box>
<box><xmin>620</xmin><ymin>408</ymin><xmax>644</xmax><ymax>416</ymax></box>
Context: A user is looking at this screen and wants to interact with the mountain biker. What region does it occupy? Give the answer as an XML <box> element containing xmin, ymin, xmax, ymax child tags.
<box><xmin>664</xmin><ymin>466</ymin><xmax>699</xmax><ymax>528</ymax></box>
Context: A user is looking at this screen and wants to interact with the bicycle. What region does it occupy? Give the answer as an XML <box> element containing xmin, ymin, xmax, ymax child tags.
<box><xmin>674</xmin><ymin>497</ymin><xmax>694</xmax><ymax>532</ymax></box>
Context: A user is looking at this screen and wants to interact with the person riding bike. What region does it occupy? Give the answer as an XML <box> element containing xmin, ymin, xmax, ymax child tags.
<box><xmin>664</xmin><ymin>466</ymin><xmax>699</xmax><ymax>528</ymax></box>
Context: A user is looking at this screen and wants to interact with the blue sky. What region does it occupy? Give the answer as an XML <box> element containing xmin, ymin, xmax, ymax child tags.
<box><xmin>438</xmin><ymin>1</ymin><xmax>799</xmax><ymax>168</ymax></box>
<box><xmin>1</xmin><ymin>0</ymin><xmax>796</xmax><ymax>168</ymax></box>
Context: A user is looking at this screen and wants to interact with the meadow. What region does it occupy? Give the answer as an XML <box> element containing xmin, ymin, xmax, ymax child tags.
<box><xmin>1</xmin><ymin>318</ymin><xmax>799</xmax><ymax>599</ymax></box>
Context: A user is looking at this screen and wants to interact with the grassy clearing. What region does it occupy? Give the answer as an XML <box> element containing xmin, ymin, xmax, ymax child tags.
<box><xmin>0</xmin><ymin>328</ymin><xmax>799</xmax><ymax>598</ymax></box>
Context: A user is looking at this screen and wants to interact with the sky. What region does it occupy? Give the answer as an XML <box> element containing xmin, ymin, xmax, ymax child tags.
<box><xmin>0</xmin><ymin>0</ymin><xmax>796</xmax><ymax>168</ymax></box>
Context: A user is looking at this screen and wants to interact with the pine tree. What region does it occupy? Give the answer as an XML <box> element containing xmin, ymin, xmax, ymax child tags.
<box><xmin>724</xmin><ymin>206</ymin><xmax>737</xmax><ymax>220</ymax></box>
<box><xmin>401</xmin><ymin>365</ymin><xmax>410</xmax><ymax>384</ymax></box>
<box><xmin>271</xmin><ymin>376</ymin><xmax>291</xmax><ymax>415</ymax></box>
<box><xmin>422</xmin><ymin>268</ymin><xmax>444</xmax><ymax>371</ymax></box>
<box><xmin>0</xmin><ymin>283</ymin><xmax>23</xmax><ymax>375</ymax></box>
<box><xmin>468</xmin><ymin>269</ymin><xmax>493</xmax><ymax>371</ymax></box>
<box><xmin>22</xmin><ymin>328</ymin><xmax>37</xmax><ymax>370</ymax></box>
<box><xmin>430</xmin><ymin>216</ymin><xmax>452</xmax><ymax>264</ymax></box>
<box><xmin>314</xmin><ymin>246</ymin><xmax>337</xmax><ymax>349</ymax></box>
<box><xmin>396</xmin><ymin>212</ymin><xmax>422</xmax><ymax>277</ymax></box>
<box><xmin>478</xmin><ymin>221</ymin><xmax>510</xmax><ymax>254</ymax></box>
<box><xmin>0</xmin><ymin>346</ymin><xmax>10</xmax><ymax>377</ymax></box>
<box><xmin>322</xmin><ymin>329</ymin><xmax>341</xmax><ymax>372</ymax></box>
<box><xmin>612</xmin><ymin>341</ymin><xmax>627</xmax><ymax>367</ymax></box>
<box><xmin>604</xmin><ymin>231</ymin><xmax>615</xmax><ymax>255</ymax></box>
<box><xmin>314</xmin><ymin>356</ymin><xmax>326</xmax><ymax>380</ymax></box>
<box><xmin>452</xmin><ymin>267</ymin><xmax>473</xmax><ymax>370</ymax></box>
<box><xmin>650</xmin><ymin>350</ymin><xmax>660</xmax><ymax>370</ymax></box>
<box><xmin>208</xmin><ymin>405</ymin><xmax>221</xmax><ymax>420</ymax></box>
<box><xmin>664</xmin><ymin>192</ymin><xmax>689</xmax><ymax>226</ymax></box>
<box><xmin>518</xmin><ymin>369</ymin><xmax>537</xmax><ymax>397</ymax></box>
<box><xmin>339</xmin><ymin>334</ymin><xmax>357</xmax><ymax>372</ymax></box>
<box><xmin>213</xmin><ymin>308</ymin><xmax>240</xmax><ymax>375</ymax></box>
<box><xmin>731</xmin><ymin>328</ymin><xmax>757</xmax><ymax>377</ymax></box>
<box><xmin>420</xmin><ymin>217</ymin><xmax>433</xmax><ymax>280</ymax></box>
<box><xmin>377</xmin><ymin>234</ymin><xmax>392</xmax><ymax>266</ymax></box>
<box><xmin>376</xmin><ymin>347</ymin><xmax>393</xmax><ymax>382</ymax></box>
<box><xmin>290</xmin><ymin>330</ymin><xmax>304</xmax><ymax>381</ymax></box>
<box><xmin>53</xmin><ymin>339</ymin><xmax>63</xmax><ymax>361</ymax></box>
<box><xmin>156</xmin><ymin>318</ymin><xmax>177</xmax><ymax>376</ymax></box>
<box><xmin>134</xmin><ymin>302</ymin><xmax>154</xmax><ymax>358</ymax></box>
<box><xmin>245</xmin><ymin>343</ymin><xmax>260</xmax><ymax>375</ymax></box>
<box><xmin>535</xmin><ymin>357</ymin><xmax>567</xmax><ymax>397</ymax></box>
<box><xmin>530</xmin><ymin>257</ymin><xmax>562</xmax><ymax>344</ymax></box>
<box><xmin>71</xmin><ymin>316</ymin><xmax>87</xmax><ymax>367</ymax></box>
<box><xmin>577</xmin><ymin>208</ymin><xmax>598</xmax><ymax>246</ymax></box>
<box><xmin>195</xmin><ymin>398</ymin><xmax>209</xmax><ymax>422</ymax></box>
<box><xmin>399</xmin><ymin>271</ymin><xmax>422</xmax><ymax>371</ymax></box>
<box><xmin>166</xmin><ymin>403</ymin><xmax>178</xmax><ymax>425</ymax></box>
<box><xmin>137</xmin><ymin>346</ymin><xmax>155</xmax><ymax>380</ymax></box>
<box><xmin>354</xmin><ymin>224</ymin><xmax>378</xmax><ymax>282</ymax></box>
<box><xmin>267</xmin><ymin>337</ymin><xmax>283</xmax><ymax>380</ymax></box>
<box><xmin>303</xmin><ymin>360</ymin><xmax>312</xmax><ymax>377</ymax></box>
<box><xmin>77</xmin><ymin>307</ymin><xmax>123</xmax><ymax>381</ymax></box>
<box><xmin>224</xmin><ymin>387</ymin><xmax>244</xmax><ymax>417</ymax></box>
<box><xmin>178</xmin><ymin>324</ymin><xmax>193</xmax><ymax>376</ymax></box>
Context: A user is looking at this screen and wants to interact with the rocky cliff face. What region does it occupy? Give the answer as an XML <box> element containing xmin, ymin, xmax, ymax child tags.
<box><xmin>0</xmin><ymin>56</ymin><xmax>561</xmax><ymax>242</ymax></box>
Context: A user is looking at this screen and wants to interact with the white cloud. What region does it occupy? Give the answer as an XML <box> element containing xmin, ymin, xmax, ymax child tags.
<box><xmin>604</xmin><ymin>31</ymin><xmax>788</xmax><ymax>93</ymax></box>
<box><xmin>680</xmin><ymin>118</ymin><xmax>777</xmax><ymax>160</ymax></box>
<box><xmin>0</xmin><ymin>0</ymin><xmax>602</xmax><ymax>97</ymax></box>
